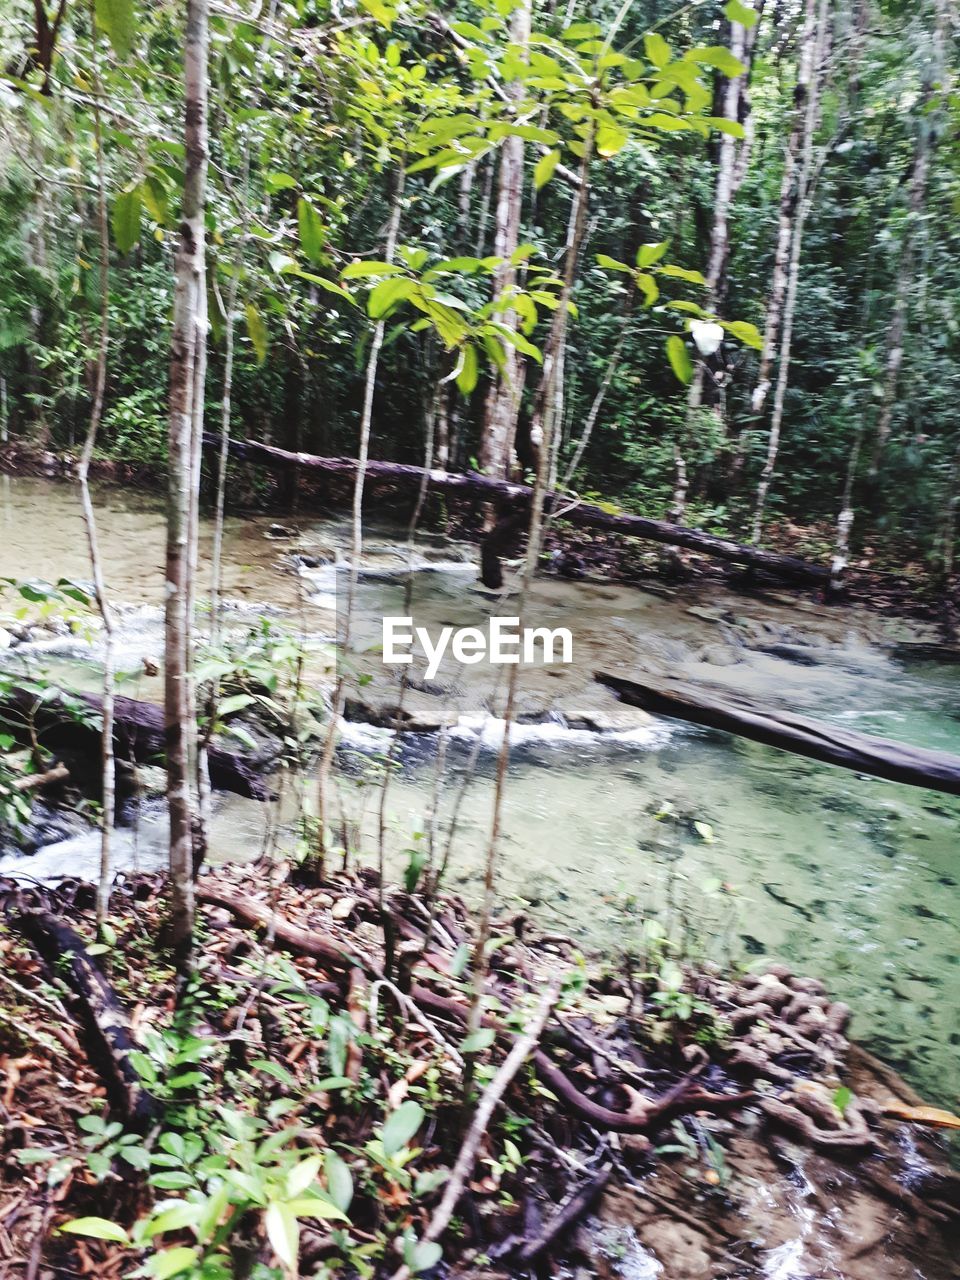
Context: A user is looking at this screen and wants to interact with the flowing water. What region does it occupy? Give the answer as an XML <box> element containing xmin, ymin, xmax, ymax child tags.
<box><xmin>1</xmin><ymin>474</ymin><xmax>959</xmax><ymax>1114</ymax></box>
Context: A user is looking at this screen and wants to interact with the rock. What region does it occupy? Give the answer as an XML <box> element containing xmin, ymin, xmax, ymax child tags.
<box><xmin>265</xmin><ymin>523</ymin><xmax>297</xmax><ymax>540</ymax></box>
<box><xmin>0</xmin><ymin>627</ymin><xmax>11</xmax><ymax>650</ymax></box>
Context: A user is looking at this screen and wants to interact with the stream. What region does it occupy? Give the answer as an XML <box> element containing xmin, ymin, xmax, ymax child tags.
<box><xmin>1</xmin><ymin>474</ymin><xmax>958</xmax><ymax>1115</ymax></box>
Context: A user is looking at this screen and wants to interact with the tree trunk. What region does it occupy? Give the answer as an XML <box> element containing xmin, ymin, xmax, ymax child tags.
<box><xmin>165</xmin><ymin>0</ymin><xmax>210</xmax><ymax>982</ymax></box>
<box><xmin>315</xmin><ymin>170</ymin><xmax>404</xmax><ymax>868</ymax></box>
<box><xmin>751</xmin><ymin>0</ymin><xmax>830</xmax><ymax>543</ymax></box>
<box><xmin>675</xmin><ymin>11</ymin><xmax>756</xmax><ymax>522</ymax></box>
<box><xmin>866</xmin><ymin>88</ymin><xmax>933</xmax><ymax>484</ymax></box>
<box><xmin>480</xmin><ymin>0</ymin><xmax>530</xmax><ymax>481</ymax></box>
<box><xmin>78</xmin><ymin>9</ymin><xmax>116</xmax><ymax>933</ymax></box>
<box><xmin>733</xmin><ymin>0</ymin><xmax>818</xmax><ymax>480</ymax></box>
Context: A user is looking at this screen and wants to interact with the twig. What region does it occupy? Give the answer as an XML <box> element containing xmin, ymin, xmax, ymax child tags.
<box><xmin>390</xmin><ymin>979</ymin><xmax>561</xmax><ymax>1280</ymax></box>
<box><xmin>368</xmin><ymin>978</ymin><xmax>465</xmax><ymax>1070</ymax></box>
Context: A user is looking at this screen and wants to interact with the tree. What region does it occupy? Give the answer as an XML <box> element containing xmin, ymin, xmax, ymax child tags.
<box><xmin>165</xmin><ymin>0</ymin><xmax>210</xmax><ymax>981</ymax></box>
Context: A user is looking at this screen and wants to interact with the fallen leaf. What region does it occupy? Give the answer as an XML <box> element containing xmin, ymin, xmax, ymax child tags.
<box><xmin>882</xmin><ymin>1103</ymin><xmax>960</xmax><ymax>1130</ymax></box>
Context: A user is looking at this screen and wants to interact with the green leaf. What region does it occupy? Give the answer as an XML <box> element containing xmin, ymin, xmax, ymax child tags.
<box><xmin>60</xmin><ymin>1217</ymin><xmax>129</xmax><ymax>1244</ymax></box>
<box><xmin>265</xmin><ymin>1202</ymin><xmax>299</xmax><ymax>1269</ymax></box>
<box><xmin>685</xmin><ymin>46</ymin><xmax>746</xmax><ymax>78</ymax></box>
<box><xmin>724</xmin><ymin>0</ymin><xmax>760</xmax><ymax>29</ymax></box>
<box><xmin>460</xmin><ymin>1027</ymin><xmax>495</xmax><ymax>1054</ymax></box>
<box><xmin>833</xmin><ymin>1085</ymin><xmax>852</xmax><ymax>1117</ymax></box>
<box><xmin>341</xmin><ymin>261</ymin><xmax>405</xmax><ymax>280</ymax></box>
<box><xmin>703</xmin><ymin>116</ymin><xmax>746</xmax><ymax>138</ymax></box>
<box><xmin>217</xmin><ymin>692</ymin><xmax>255</xmax><ymax>718</ymax></box>
<box><xmin>95</xmin><ymin>0</ymin><xmax>135</xmax><ymax>60</ymax></box>
<box><xmin>325</xmin><ymin>1151</ymin><xmax>354</xmax><ymax>1213</ymax></box>
<box><xmin>534</xmin><ymin>149</ymin><xmax>559</xmax><ymax>190</ymax></box>
<box><xmin>456</xmin><ymin>344</ymin><xmax>479</xmax><ymax>395</ymax></box>
<box><xmin>409</xmin><ymin>1240</ymin><xmax>443</xmax><ymax>1273</ymax></box>
<box><xmin>659</xmin><ymin>264</ymin><xmax>707</xmax><ymax>285</ymax></box>
<box><xmin>381</xmin><ymin>1101</ymin><xmax>425</xmax><ymax>1157</ymax></box>
<box><xmin>149</xmin><ymin>1171</ymin><xmax>197</xmax><ymax>1191</ymax></box>
<box><xmin>265</xmin><ymin>171</ymin><xmax>298</xmax><ymax>192</ymax></box>
<box><xmin>140</xmin><ymin>176</ymin><xmax>168</xmax><ymax>224</ymax></box>
<box><xmin>297</xmin><ymin>198</ymin><xmax>326</xmax><ymax>265</ymax></box>
<box><xmin>148</xmin><ymin>1247</ymin><xmax>199</xmax><ymax>1279</ymax></box>
<box><xmin>245</xmin><ymin>303</ymin><xmax>268</xmax><ymax>364</ymax></box>
<box><xmin>595</xmin><ymin>121</ymin><xmax>628</xmax><ymax>158</ymax></box>
<box><xmin>666</xmin><ymin>335</ymin><xmax>692</xmax><ymax>385</ymax></box>
<box><xmin>287</xmin><ymin>1155</ymin><xmax>324</xmax><ymax>1198</ymax></box>
<box><xmin>112</xmin><ymin>187</ymin><xmax>142</xmax><ymax>255</ymax></box>
<box><xmin>634</xmin><ymin>272</ymin><xmax>659</xmax><ymax>307</ymax></box>
<box><xmin>284</xmin><ymin>1196</ymin><xmax>350</xmax><ymax>1222</ymax></box>
<box><xmin>596</xmin><ymin>253</ymin><xmax>630</xmax><ymax>272</ymax></box>
<box><xmin>722</xmin><ymin>319</ymin><xmax>763</xmax><ymax>350</ymax></box>
<box><xmin>287</xmin><ymin>269</ymin><xmax>355</xmax><ymax>304</ymax></box>
<box><xmin>637</xmin><ymin>241</ymin><xmax>668</xmax><ymax>268</ymax></box>
<box><xmin>368</xmin><ymin>276</ymin><xmax>417</xmax><ymax>319</ymax></box>
<box><xmin>644</xmin><ymin>32</ymin><xmax>671</xmax><ymax>70</ymax></box>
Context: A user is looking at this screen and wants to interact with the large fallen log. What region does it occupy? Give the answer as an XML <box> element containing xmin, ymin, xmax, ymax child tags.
<box><xmin>205</xmin><ymin>434</ymin><xmax>830</xmax><ymax>588</ymax></box>
<box><xmin>7</xmin><ymin>908</ymin><xmax>157</xmax><ymax>1126</ymax></box>
<box><xmin>2</xmin><ymin>685</ymin><xmax>271</xmax><ymax>801</ymax></box>
<box><xmin>597</xmin><ymin>671</ymin><xmax>960</xmax><ymax>795</ymax></box>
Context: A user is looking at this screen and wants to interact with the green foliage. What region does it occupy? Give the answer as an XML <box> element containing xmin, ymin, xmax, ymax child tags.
<box><xmin>0</xmin><ymin>0</ymin><xmax>957</xmax><ymax>561</ymax></box>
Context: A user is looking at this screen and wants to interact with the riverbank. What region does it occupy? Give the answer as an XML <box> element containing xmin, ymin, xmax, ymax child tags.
<box><xmin>0</xmin><ymin>441</ymin><xmax>948</xmax><ymax>622</ymax></box>
<box><xmin>1</xmin><ymin>864</ymin><xmax>959</xmax><ymax>1279</ymax></box>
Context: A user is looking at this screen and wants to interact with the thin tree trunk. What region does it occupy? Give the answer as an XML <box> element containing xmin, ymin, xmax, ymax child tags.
<box><xmin>315</xmin><ymin>170</ymin><xmax>404</xmax><ymax>870</ymax></box>
<box><xmin>474</xmin><ymin>155</ymin><xmax>494</xmax><ymax>257</ymax></box>
<box><xmin>78</xmin><ymin>8</ymin><xmax>115</xmax><ymax>932</ymax></box>
<box><xmin>560</xmin><ymin>322</ymin><xmax>626</xmax><ymax>490</ymax></box>
<box><xmin>480</xmin><ymin>0</ymin><xmax>530</xmax><ymax>481</ymax></box>
<box><xmin>165</xmin><ymin>0</ymin><xmax>209</xmax><ymax>981</ymax></box>
<box><xmin>468</xmin><ymin>134</ymin><xmax>593</xmax><ymax>1039</ymax></box>
<box><xmin>751</xmin><ymin>0</ymin><xmax>829</xmax><ymax>543</ymax></box>
<box><xmin>866</xmin><ymin>91</ymin><xmax>932</xmax><ymax>483</ymax></box>
<box><xmin>675</xmin><ymin>13</ymin><xmax>752</xmax><ymax>523</ymax></box>
<box><xmin>210</xmin><ymin>151</ymin><xmax>251</xmax><ymax>640</ymax></box>
<box><xmin>733</xmin><ymin>0</ymin><xmax>818</xmax><ymax>480</ymax></box>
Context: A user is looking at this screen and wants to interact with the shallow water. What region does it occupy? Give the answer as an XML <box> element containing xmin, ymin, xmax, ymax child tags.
<box><xmin>1</xmin><ymin>474</ymin><xmax>959</xmax><ymax>1111</ymax></box>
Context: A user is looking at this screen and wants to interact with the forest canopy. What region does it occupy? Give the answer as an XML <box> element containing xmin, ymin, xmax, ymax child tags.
<box><xmin>1</xmin><ymin>0</ymin><xmax>958</xmax><ymax>568</ymax></box>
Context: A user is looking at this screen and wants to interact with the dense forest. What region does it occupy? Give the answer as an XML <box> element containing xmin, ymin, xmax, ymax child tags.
<box><xmin>3</xmin><ymin>1</ymin><xmax>960</xmax><ymax>1278</ymax></box>
<box><xmin>2</xmin><ymin>0</ymin><xmax>959</xmax><ymax>572</ymax></box>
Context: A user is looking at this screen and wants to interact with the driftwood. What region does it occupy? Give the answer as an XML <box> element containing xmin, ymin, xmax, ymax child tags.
<box><xmin>7</xmin><ymin>909</ymin><xmax>156</xmax><ymax>1126</ymax></box>
<box><xmin>2</xmin><ymin>685</ymin><xmax>271</xmax><ymax>801</ymax></box>
<box><xmin>204</xmin><ymin>434</ymin><xmax>830</xmax><ymax>589</ymax></box>
<box><xmin>515</xmin><ymin>1165</ymin><xmax>613</xmax><ymax>1265</ymax></box>
<box><xmin>597</xmin><ymin>671</ymin><xmax>960</xmax><ymax>796</ymax></box>
<box><xmin>11</xmin><ymin>764</ymin><xmax>69</xmax><ymax>793</ymax></box>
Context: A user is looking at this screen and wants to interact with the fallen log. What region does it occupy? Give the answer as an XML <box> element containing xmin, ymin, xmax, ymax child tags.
<box><xmin>7</xmin><ymin>909</ymin><xmax>157</xmax><ymax>1126</ymax></box>
<box><xmin>11</xmin><ymin>763</ymin><xmax>69</xmax><ymax>793</ymax></box>
<box><xmin>597</xmin><ymin>671</ymin><xmax>960</xmax><ymax>795</ymax></box>
<box><xmin>204</xmin><ymin>434</ymin><xmax>830</xmax><ymax>589</ymax></box>
<box><xmin>2</xmin><ymin>685</ymin><xmax>271</xmax><ymax>801</ymax></box>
